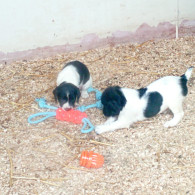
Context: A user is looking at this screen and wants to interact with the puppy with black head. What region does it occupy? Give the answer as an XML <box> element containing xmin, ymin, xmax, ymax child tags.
<box><xmin>53</xmin><ymin>61</ymin><xmax>92</xmax><ymax>110</ymax></box>
<box><xmin>95</xmin><ymin>67</ymin><xmax>193</xmax><ymax>134</ymax></box>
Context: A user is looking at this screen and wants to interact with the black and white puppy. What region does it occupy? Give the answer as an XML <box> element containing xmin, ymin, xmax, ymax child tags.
<box><xmin>53</xmin><ymin>61</ymin><xmax>92</xmax><ymax>110</ymax></box>
<box><xmin>95</xmin><ymin>67</ymin><xmax>193</xmax><ymax>134</ymax></box>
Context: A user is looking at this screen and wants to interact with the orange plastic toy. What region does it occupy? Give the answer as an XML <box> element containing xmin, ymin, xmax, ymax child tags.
<box><xmin>80</xmin><ymin>151</ymin><xmax>104</xmax><ymax>168</ymax></box>
<box><xmin>56</xmin><ymin>108</ymin><xmax>87</xmax><ymax>124</ymax></box>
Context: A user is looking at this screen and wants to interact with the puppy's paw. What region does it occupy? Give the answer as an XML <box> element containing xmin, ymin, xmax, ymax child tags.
<box><xmin>104</xmin><ymin>120</ymin><xmax>111</xmax><ymax>125</ymax></box>
<box><xmin>164</xmin><ymin>120</ymin><xmax>177</xmax><ymax>128</ymax></box>
<box><xmin>81</xmin><ymin>91</ymin><xmax>89</xmax><ymax>98</ymax></box>
<box><xmin>104</xmin><ymin>117</ymin><xmax>116</xmax><ymax>125</ymax></box>
<box><xmin>95</xmin><ymin>125</ymin><xmax>106</xmax><ymax>134</ymax></box>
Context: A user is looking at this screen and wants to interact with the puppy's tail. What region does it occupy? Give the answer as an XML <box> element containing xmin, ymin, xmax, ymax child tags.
<box><xmin>183</xmin><ymin>66</ymin><xmax>194</xmax><ymax>80</ymax></box>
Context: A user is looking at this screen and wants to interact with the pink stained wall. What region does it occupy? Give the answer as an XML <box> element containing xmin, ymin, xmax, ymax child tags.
<box><xmin>0</xmin><ymin>0</ymin><xmax>195</xmax><ymax>64</ymax></box>
<box><xmin>1</xmin><ymin>20</ymin><xmax>194</xmax><ymax>64</ymax></box>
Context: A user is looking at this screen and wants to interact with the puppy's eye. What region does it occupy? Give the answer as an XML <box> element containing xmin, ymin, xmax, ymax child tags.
<box><xmin>60</xmin><ymin>96</ymin><xmax>67</xmax><ymax>102</ymax></box>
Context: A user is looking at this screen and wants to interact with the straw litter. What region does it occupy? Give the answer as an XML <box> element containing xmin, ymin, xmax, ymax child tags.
<box><xmin>0</xmin><ymin>36</ymin><xmax>195</xmax><ymax>194</ymax></box>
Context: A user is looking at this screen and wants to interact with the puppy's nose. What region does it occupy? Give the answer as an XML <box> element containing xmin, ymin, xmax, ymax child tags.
<box><xmin>64</xmin><ymin>108</ymin><xmax>71</xmax><ymax>111</ymax></box>
<box><xmin>62</xmin><ymin>106</ymin><xmax>71</xmax><ymax>111</ymax></box>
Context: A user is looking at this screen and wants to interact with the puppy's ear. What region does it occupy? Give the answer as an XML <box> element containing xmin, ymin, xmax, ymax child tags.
<box><xmin>53</xmin><ymin>88</ymin><xmax>58</xmax><ymax>102</ymax></box>
<box><xmin>75</xmin><ymin>88</ymin><xmax>81</xmax><ymax>103</ymax></box>
<box><xmin>103</xmin><ymin>100</ymin><xmax>121</xmax><ymax>117</ymax></box>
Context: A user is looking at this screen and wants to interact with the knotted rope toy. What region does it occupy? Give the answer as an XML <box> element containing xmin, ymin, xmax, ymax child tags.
<box><xmin>28</xmin><ymin>87</ymin><xmax>102</xmax><ymax>133</ymax></box>
<box><xmin>77</xmin><ymin>87</ymin><xmax>102</xmax><ymax>112</ymax></box>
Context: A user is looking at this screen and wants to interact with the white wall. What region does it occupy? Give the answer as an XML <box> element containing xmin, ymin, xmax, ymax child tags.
<box><xmin>0</xmin><ymin>0</ymin><xmax>195</xmax><ymax>53</ymax></box>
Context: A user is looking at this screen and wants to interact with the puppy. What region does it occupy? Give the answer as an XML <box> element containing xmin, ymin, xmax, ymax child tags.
<box><xmin>53</xmin><ymin>61</ymin><xmax>92</xmax><ymax>110</ymax></box>
<box><xmin>95</xmin><ymin>67</ymin><xmax>193</xmax><ymax>134</ymax></box>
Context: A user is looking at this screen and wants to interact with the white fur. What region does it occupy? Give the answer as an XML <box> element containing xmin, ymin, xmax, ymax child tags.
<box><xmin>62</xmin><ymin>101</ymin><xmax>72</xmax><ymax>110</ymax></box>
<box><xmin>95</xmin><ymin>69</ymin><xmax>193</xmax><ymax>134</ymax></box>
<box><xmin>57</xmin><ymin>65</ymin><xmax>92</xmax><ymax>98</ymax></box>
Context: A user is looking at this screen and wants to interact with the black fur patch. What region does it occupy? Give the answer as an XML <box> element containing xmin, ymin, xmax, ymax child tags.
<box><xmin>137</xmin><ymin>87</ymin><xmax>147</xmax><ymax>98</ymax></box>
<box><xmin>144</xmin><ymin>92</ymin><xmax>163</xmax><ymax>118</ymax></box>
<box><xmin>180</xmin><ymin>74</ymin><xmax>188</xmax><ymax>96</ymax></box>
<box><xmin>64</xmin><ymin>61</ymin><xmax>90</xmax><ymax>85</ymax></box>
<box><xmin>101</xmin><ymin>86</ymin><xmax>127</xmax><ymax>117</ymax></box>
<box><xmin>53</xmin><ymin>82</ymin><xmax>81</xmax><ymax>107</ymax></box>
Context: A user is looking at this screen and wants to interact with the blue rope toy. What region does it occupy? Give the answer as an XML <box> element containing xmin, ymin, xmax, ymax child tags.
<box><xmin>28</xmin><ymin>87</ymin><xmax>102</xmax><ymax>133</ymax></box>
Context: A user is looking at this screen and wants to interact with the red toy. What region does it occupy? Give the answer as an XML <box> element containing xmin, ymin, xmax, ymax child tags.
<box><xmin>28</xmin><ymin>98</ymin><xmax>94</xmax><ymax>133</ymax></box>
<box><xmin>56</xmin><ymin>108</ymin><xmax>87</xmax><ymax>124</ymax></box>
<box><xmin>80</xmin><ymin>151</ymin><xmax>104</xmax><ymax>168</ymax></box>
